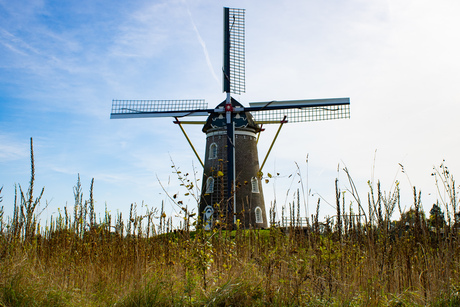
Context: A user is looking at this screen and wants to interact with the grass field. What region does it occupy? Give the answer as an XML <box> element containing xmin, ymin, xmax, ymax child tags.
<box><xmin>1</xmin><ymin>140</ymin><xmax>459</xmax><ymax>306</ymax></box>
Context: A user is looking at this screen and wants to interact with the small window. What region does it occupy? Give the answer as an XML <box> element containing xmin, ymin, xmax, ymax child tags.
<box><xmin>206</xmin><ymin>177</ymin><xmax>214</xmax><ymax>193</ymax></box>
<box><xmin>203</xmin><ymin>205</ymin><xmax>214</xmax><ymax>230</ymax></box>
<box><xmin>251</xmin><ymin>177</ymin><xmax>259</xmax><ymax>193</ymax></box>
<box><xmin>255</xmin><ymin>207</ymin><xmax>263</xmax><ymax>223</ymax></box>
<box><xmin>209</xmin><ymin>143</ymin><xmax>217</xmax><ymax>159</ymax></box>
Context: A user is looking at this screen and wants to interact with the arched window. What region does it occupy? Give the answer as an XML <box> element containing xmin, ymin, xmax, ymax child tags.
<box><xmin>255</xmin><ymin>207</ymin><xmax>263</xmax><ymax>223</ymax></box>
<box><xmin>209</xmin><ymin>143</ymin><xmax>217</xmax><ymax>159</ymax></box>
<box><xmin>206</xmin><ymin>177</ymin><xmax>214</xmax><ymax>193</ymax></box>
<box><xmin>251</xmin><ymin>177</ymin><xmax>259</xmax><ymax>193</ymax></box>
<box><xmin>203</xmin><ymin>205</ymin><xmax>214</xmax><ymax>230</ymax></box>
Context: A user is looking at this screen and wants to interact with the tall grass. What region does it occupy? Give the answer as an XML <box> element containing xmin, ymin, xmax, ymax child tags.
<box><xmin>0</xmin><ymin>140</ymin><xmax>459</xmax><ymax>306</ymax></box>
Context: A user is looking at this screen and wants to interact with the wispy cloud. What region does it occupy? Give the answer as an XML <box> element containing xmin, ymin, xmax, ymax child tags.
<box><xmin>110</xmin><ymin>3</ymin><xmax>180</xmax><ymax>58</ymax></box>
<box><xmin>184</xmin><ymin>1</ymin><xmax>220</xmax><ymax>86</ymax></box>
<box><xmin>0</xmin><ymin>134</ymin><xmax>28</xmax><ymax>162</ymax></box>
<box><xmin>0</xmin><ymin>28</ymin><xmax>39</xmax><ymax>57</ymax></box>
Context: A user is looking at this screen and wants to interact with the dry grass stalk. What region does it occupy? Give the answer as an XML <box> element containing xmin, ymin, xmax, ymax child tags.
<box><xmin>1</xmin><ymin>148</ymin><xmax>460</xmax><ymax>305</ymax></box>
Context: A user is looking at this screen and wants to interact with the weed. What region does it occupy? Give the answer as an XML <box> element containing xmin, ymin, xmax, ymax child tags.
<box><xmin>1</xmin><ymin>142</ymin><xmax>460</xmax><ymax>305</ymax></box>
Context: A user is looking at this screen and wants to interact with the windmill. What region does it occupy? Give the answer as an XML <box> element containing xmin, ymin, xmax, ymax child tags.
<box><xmin>110</xmin><ymin>7</ymin><xmax>350</xmax><ymax>230</ymax></box>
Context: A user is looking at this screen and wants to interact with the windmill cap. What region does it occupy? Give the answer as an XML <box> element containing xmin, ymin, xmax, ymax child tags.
<box><xmin>202</xmin><ymin>97</ymin><xmax>260</xmax><ymax>133</ymax></box>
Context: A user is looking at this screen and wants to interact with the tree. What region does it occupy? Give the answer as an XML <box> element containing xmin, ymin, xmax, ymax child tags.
<box><xmin>429</xmin><ymin>203</ymin><xmax>446</xmax><ymax>229</ymax></box>
<box><xmin>399</xmin><ymin>208</ymin><xmax>426</xmax><ymax>227</ymax></box>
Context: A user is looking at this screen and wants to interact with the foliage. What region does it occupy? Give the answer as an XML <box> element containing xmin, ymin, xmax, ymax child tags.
<box><xmin>1</xmin><ymin>142</ymin><xmax>460</xmax><ymax>305</ymax></box>
<box><xmin>429</xmin><ymin>203</ymin><xmax>446</xmax><ymax>229</ymax></box>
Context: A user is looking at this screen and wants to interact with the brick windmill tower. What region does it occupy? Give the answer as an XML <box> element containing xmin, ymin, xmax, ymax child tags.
<box><xmin>200</xmin><ymin>97</ymin><xmax>266</xmax><ymax>229</ymax></box>
<box><xmin>110</xmin><ymin>7</ymin><xmax>350</xmax><ymax>229</ymax></box>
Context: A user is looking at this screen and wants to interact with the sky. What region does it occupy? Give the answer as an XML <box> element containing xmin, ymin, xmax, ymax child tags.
<box><xmin>1</xmin><ymin>0</ymin><xmax>460</xmax><ymax>227</ymax></box>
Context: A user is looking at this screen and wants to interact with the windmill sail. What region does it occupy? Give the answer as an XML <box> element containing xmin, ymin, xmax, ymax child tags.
<box><xmin>110</xmin><ymin>99</ymin><xmax>209</xmax><ymax>119</ymax></box>
<box><xmin>223</xmin><ymin>7</ymin><xmax>245</xmax><ymax>95</ymax></box>
<box><xmin>248</xmin><ymin>98</ymin><xmax>350</xmax><ymax>123</ymax></box>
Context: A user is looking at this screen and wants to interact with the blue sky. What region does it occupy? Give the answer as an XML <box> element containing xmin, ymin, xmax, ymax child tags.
<box><xmin>1</xmin><ymin>0</ymin><xmax>460</xmax><ymax>225</ymax></box>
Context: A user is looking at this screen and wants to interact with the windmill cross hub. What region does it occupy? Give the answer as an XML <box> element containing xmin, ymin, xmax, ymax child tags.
<box><xmin>110</xmin><ymin>7</ymin><xmax>351</xmax><ymax>230</ymax></box>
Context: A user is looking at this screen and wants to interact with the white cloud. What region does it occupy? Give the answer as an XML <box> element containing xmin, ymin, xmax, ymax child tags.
<box><xmin>0</xmin><ymin>134</ymin><xmax>28</xmax><ymax>162</ymax></box>
<box><xmin>185</xmin><ymin>4</ymin><xmax>220</xmax><ymax>86</ymax></box>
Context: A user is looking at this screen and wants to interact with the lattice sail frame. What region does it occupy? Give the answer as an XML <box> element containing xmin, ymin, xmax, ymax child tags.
<box><xmin>252</xmin><ymin>104</ymin><xmax>350</xmax><ymax>123</ymax></box>
<box><xmin>110</xmin><ymin>99</ymin><xmax>208</xmax><ymax>119</ymax></box>
<box><xmin>248</xmin><ymin>98</ymin><xmax>350</xmax><ymax>124</ymax></box>
<box><xmin>223</xmin><ymin>7</ymin><xmax>245</xmax><ymax>95</ymax></box>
